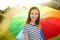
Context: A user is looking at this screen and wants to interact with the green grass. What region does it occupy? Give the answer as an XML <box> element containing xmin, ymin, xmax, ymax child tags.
<box><xmin>49</xmin><ymin>34</ymin><xmax>60</xmax><ymax>40</ymax></box>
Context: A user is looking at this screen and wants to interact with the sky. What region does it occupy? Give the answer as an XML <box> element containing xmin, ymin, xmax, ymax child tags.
<box><xmin>0</xmin><ymin>0</ymin><xmax>52</xmax><ymax>10</ymax></box>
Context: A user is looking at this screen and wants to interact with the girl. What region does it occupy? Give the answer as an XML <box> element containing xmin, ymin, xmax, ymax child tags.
<box><xmin>23</xmin><ymin>7</ymin><xmax>40</xmax><ymax>40</ymax></box>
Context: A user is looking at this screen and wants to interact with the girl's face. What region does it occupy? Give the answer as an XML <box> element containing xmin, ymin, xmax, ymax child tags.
<box><xmin>30</xmin><ymin>9</ymin><xmax>39</xmax><ymax>22</ymax></box>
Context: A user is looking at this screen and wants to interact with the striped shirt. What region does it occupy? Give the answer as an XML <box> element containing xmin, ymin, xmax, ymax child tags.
<box><xmin>23</xmin><ymin>24</ymin><xmax>40</xmax><ymax>40</ymax></box>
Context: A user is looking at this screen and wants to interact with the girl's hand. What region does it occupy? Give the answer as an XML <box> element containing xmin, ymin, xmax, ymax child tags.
<box><xmin>24</xmin><ymin>34</ymin><xmax>29</xmax><ymax>40</ymax></box>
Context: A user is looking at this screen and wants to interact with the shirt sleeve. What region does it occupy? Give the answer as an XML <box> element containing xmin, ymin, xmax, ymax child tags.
<box><xmin>23</xmin><ymin>25</ymin><xmax>28</xmax><ymax>34</ymax></box>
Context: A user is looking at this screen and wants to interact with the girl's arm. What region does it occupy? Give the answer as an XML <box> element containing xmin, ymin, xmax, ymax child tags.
<box><xmin>23</xmin><ymin>25</ymin><xmax>29</xmax><ymax>40</ymax></box>
<box><xmin>24</xmin><ymin>34</ymin><xmax>29</xmax><ymax>40</ymax></box>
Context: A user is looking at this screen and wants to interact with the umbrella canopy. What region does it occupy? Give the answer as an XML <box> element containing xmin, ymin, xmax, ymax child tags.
<box><xmin>40</xmin><ymin>7</ymin><xmax>60</xmax><ymax>40</ymax></box>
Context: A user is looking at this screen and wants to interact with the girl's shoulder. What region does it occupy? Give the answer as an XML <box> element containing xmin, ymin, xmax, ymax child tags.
<box><xmin>24</xmin><ymin>24</ymin><xmax>31</xmax><ymax>29</ymax></box>
<box><xmin>24</xmin><ymin>24</ymin><xmax>31</xmax><ymax>27</ymax></box>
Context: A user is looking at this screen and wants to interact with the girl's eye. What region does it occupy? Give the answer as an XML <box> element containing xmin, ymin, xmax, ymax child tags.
<box><xmin>35</xmin><ymin>13</ymin><xmax>38</xmax><ymax>15</ymax></box>
<box><xmin>31</xmin><ymin>13</ymin><xmax>38</xmax><ymax>15</ymax></box>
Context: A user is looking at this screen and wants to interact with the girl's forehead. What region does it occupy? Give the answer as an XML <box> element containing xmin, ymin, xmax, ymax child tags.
<box><xmin>31</xmin><ymin>9</ymin><xmax>38</xmax><ymax>13</ymax></box>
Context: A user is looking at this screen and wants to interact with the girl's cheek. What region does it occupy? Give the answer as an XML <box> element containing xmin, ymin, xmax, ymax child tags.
<box><xmin>36</xmin><ymin>15</ymin><xmax>38</xmax><ymax>18</ymax></box>
<box><xmin>30</xmin><ymin>14</ymin><xmax>33</xmax><ymax>18</ymax></box>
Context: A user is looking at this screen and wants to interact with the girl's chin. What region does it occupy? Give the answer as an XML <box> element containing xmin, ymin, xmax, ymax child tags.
<box><xmin>31</xmin><ymin>19</ymin><xmax>36</xmax><ymax>21</ymax></box>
